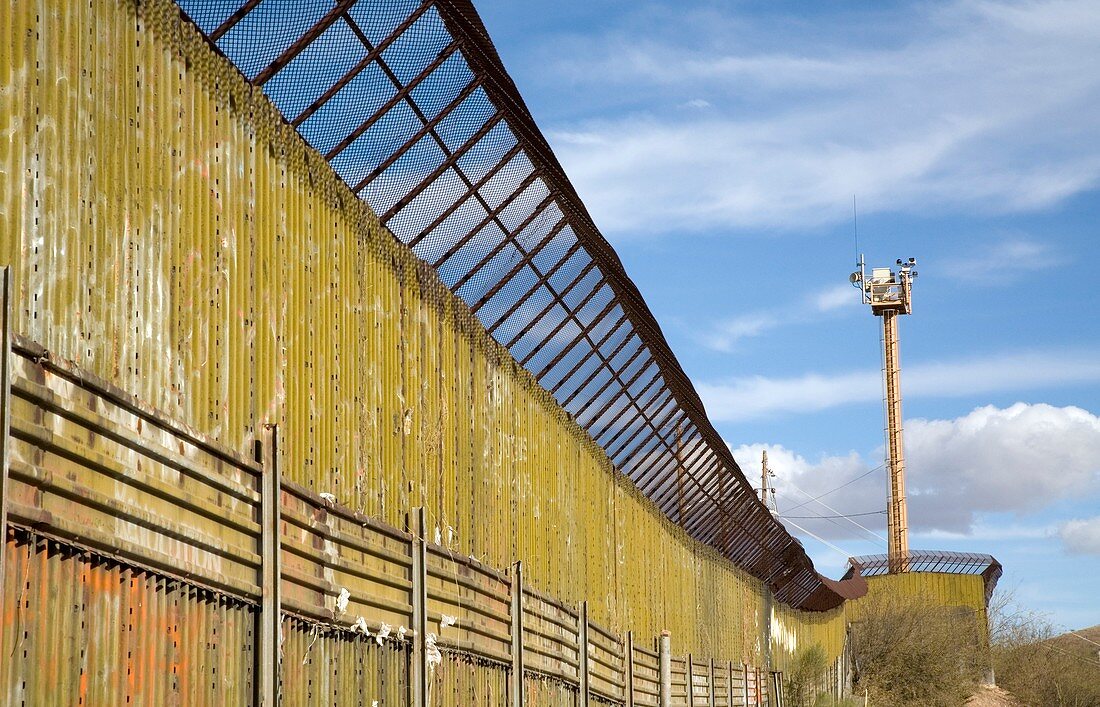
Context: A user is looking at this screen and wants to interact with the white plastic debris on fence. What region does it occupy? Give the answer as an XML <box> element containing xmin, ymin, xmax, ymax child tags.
<box><xmin>335</xmin><ymin>588</ymin><xmax>350</xmax><ymax>615</ymax></box>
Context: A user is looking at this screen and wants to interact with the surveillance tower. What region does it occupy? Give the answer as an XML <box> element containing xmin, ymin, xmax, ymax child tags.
<box><xmin>851</xmin><ymin>256</ymin><xmax>917</xmax><ymax>574</ymax></box>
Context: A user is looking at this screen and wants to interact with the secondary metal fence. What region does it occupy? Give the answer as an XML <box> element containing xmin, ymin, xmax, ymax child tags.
<box><xmin>1</xmin><ymin>285</ymin><xmax>809</xmax><ymax>705</ymax></box>
<box><xmin>166</xmin><ymin>0</ymin><xmax>843</xmax><ymax>610</ymax></box>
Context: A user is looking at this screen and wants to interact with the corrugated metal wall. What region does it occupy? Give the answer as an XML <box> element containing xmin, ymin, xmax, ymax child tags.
<box><xmin>1</xmin><ymin>529</ymin><xmax>256</xmax><ymax>706</ymax></box>
<box><xmin>281</xmin><ymin>616</ymin><xmax>409</xmax><ymax>707</ymax></box>
<box><xmin>848</xmin><ymin>572</ymin><xmax>989</xmax><ymax>640</ymax></box>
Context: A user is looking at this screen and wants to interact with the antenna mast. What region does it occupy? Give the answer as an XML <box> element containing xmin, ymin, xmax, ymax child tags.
<box><xmin>851</xmin><ymin>255</ymin><xmax>918</xmax><ymax>573</ymax></box>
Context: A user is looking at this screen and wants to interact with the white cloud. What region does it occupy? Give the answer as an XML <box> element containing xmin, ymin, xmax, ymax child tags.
<box><xmin>698</xmin><ymin>349</ymin><xmax>1100</xmax><ymax>422</ymax></box>
<box><xmin>1059</xmin><ymin>517</ymin><xmax>1100</xmax><ymax>555</ymax></box>
<box><xmin>542</xmin><ymin>0</ymin><xmax>1100</xmax><ymax>235</ymax></box>
<box><xmin>916</xmin><ymin>522</ymin><xmax>1057</xmax><ymax>542</ymax></box>
<box><xmin>906</xmin><ymin>403</ymin><xmax>1100</xmax><ymax>530</ymax></box>
<box><xmin>701</xmin><ymin>313</ymin><xmax>779</xmax><ymax>352</ymax></box>
<box><xmin>698</xmin><ymin>283</ymin><xmax>858</xmax><ymax>352</ymax></box>
<box><xmin>941</xmin><ymin>236</ymin><xmax>1064</xmax><ymax>280</ymax></box>
<box><xmin>813</xmin><ymin>284</ymin><xmax>856</xmax><ymax>313</ymax></box>
<box><xmin>733</xmin><ymin>403</ymin><xmax>1100</xmax><ymax>541</ymax></box>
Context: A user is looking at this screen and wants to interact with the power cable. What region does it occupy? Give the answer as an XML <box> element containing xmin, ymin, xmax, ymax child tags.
<box><xmin>1046</xmin><ymin>643</ymin><xmax>1100</xmax><ymax>668</ymax></box>
<box><xmin>781</xmin><ymin>462</ymin><xmax>886</xmax><ymax>514</ymax></box>
<box><xmin>782</xmin><ymin>479</ymin><xmax>888</xmax><ymax>544</ymax></box>
<box><xmin>781</xmin><ymin>510</ymin><xmax>886</xmax><ymax>520</ymax></box>
<box><xmin>780</xmin><ymin>517</ymin><xmax>857</xmax><ymax>562</ymax></box>
<box><xmin>1061</xmin><ymin>629</ymin><xmax>1100</xmax><ymax>649</ymax></box>
<box><xmin>775</xmin><ymin>488</ymin><xmax>879</xmax><ymax>545</ymax></box>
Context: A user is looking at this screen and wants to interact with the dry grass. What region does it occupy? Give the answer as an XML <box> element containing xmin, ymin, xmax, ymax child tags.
<box><xmin>966</xmin><ymin>685</ymin><xmax>1023</xmax><ymax>707</ymax></box>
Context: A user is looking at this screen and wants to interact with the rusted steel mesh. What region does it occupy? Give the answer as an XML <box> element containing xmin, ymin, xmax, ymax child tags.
<box><xmin>172</xmin><ymin>0</ymin><xmax>847</xmax><ymax>610</ymax></box>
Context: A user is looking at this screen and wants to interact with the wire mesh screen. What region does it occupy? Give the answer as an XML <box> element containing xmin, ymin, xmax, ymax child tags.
<box><xmin>173</xmin><ymin>0</ymin><xmax>844</xmax><ymax>610</ymax></box>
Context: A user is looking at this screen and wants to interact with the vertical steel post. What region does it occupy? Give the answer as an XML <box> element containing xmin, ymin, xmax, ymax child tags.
<box><xmin>258</xmin><ymin>425</ymin><xmax>282</xmax><ymax>705</ymax></box>
<box><xmin>659</xmin><ymin>631</ymin><xmax>672</xmax><ymax>707</ymax></box>
<box><xmin>727</xmin><ymin>660</ymin><xmax>735</xmax><ymax>707</ymax></box>
<box><xmin>687</xmin><ymin>654</ymin><xmax>694</xmax><ymax>707</ymax></box>
<box><xmin>0</xmin><ymin>267</ymin><xmax>11</xmax><ymax>616</ymax></box>
<box><xmin>578</xmin><ymin>601</ymin><xmax>590</xmax><ymax>705</ymax></box>
<box><xmin>742</xmin><ymin>662</ymin><xmax>750</xmax><ymax>707</ymax></box>
<box><xmin>625</xmin><ymin>631</ymin><xmax>635</xmax><ymax>707</ymax></box>
<box><xmin>510</xmin><ymin>560</ymin><xmax>524</xmax><ymax>707</ymax></box>
<box><xmin>709</xmin><ymin>658</ymin><xmax>716</xmax><ymax>707</ymax></box>
<box><xmin>409</xmin><ymin>507</ymin><xmax>428</xmax><ymax>707</ymax></box>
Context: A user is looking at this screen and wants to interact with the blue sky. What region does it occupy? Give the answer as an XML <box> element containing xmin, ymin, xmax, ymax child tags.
<box><xmin>470</xmin><ymin>0</ymin><xmax>1100</xmax><ymax>629</ymax></box>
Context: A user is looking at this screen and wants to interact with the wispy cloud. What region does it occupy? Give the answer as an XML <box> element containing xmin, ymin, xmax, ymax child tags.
<box><xmin>1060</xmin><ymin>517</ymin><xmax>1100</xmax><ymax>555</ymax></box>
<box><xmin>539</xmin><ymin>0</ymin><xmax>1100</xmax><ymax>235</ymax></box>
<box><xmin>699</xmin><ymin>349</ymin><xmax>1100</xmax><ymax>422</ymax></box>
<box><xmin>915</xmin><ymin>523</ymin><xmax>1058</xmax><ymax>542</ymax></box>
<box><xmin>812</xmin><ymin>284</ymin><xmax>855</xmax><ymax>313</ymax></box>
<box><xmin>701</xmin><ymin>313</ymin><xmax>779</xmax><ymax>352</ymax></box>
<box><xmin>699</xmin><ymin>283</ymin><xmax>858</xmax><ymax>352</ymax></box>
<box><xmin>940</xmin><ymin>235</ymin><xmax>1065</xmax><ymax>280</ymax></box>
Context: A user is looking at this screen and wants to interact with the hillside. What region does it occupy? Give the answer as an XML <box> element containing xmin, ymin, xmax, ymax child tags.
<box><xmin>1050</xmin><ymin>624</ymin><xmax>1100</xmax><ymax>663</ymax></box>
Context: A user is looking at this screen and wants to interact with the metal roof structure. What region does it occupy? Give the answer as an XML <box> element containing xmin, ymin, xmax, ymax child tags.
<box><xmin>848</xmin><ymin>551</ymin><xmax>1003</xmax><ymax>603</ymax></box>
<box><xmin>173</xmin><ymin>0</ymin><xmax>852</xmax><ymax>610</ymax></box>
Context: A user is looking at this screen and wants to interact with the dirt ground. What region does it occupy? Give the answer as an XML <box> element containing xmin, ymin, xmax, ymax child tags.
<box><xmin>966</xmin><ymin>685</ymin><xmax>1024</xmax><ymax>706</ymax></box>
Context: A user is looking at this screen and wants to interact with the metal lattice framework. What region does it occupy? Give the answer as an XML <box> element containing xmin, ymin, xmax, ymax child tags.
<box><xmin>173</xmin><ymin>0</ymin><xmax>848</xmax><ymax>610</ymax></box>
<box><xmin>848</xmin><ymin>551</ymin><xmax>1003</xmax><ymax>602</ymax></box>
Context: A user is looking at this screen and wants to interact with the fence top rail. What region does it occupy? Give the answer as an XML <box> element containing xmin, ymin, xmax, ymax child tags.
<box><xmin>11</xmin><ymin>333</ymin><xmax>262</xmax><ymax>476</ymax></box>
<box><xmin>588</xmin><ymin>617</ymin><xmax>623</xmax><ymax>645</ymax></box>
<box><xmin>426</xmin><ymin>542</ymin><xmax>512</xmax><ymax>585</ymax></box>
<box><xmin>523</xmin><ymin>583</ymin><xmax>580</xmax><ymax>621</ymax></box>
<box><xmin>280</xmin><ymin>478</ymin><xmax>415</xmax><ymax>546</ymax></box>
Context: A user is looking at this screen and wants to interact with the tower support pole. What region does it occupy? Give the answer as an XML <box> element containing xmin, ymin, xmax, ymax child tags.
<box><xmin>882</xmin><ymin>309</ymin><xmax>909</xmax><ymax>572</ymax></box>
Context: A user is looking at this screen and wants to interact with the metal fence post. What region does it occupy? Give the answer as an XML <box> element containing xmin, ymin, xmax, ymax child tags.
<box><xmin>687</xmin><ymin>653</ymin><xmax>694</xmax><ymax>707</ymax></box>
<box><xmin>0</xmin><ymin>266</ymin><xmax>11</xmax><ymax>620</ymax></box>
<box><xmin>510</xmin><ymin>560</ymin><xmax>524</xmax><ymax>707</ymax></box>
<box><xmin>659</xmin><ymin>631</ymin><xmax>671</xmax><ymax>707</ymax></box>
<box><xmin>727</xmin><ymin>660</ymin><xmax>735</xmax><ymax>707</ymax></box>
<box><xmin>257</xmin><ymin>424</ymin><xmax>282</xmax><ymax>706</ymax></box>
<box><xmin>709</xmin><ymin>658</ymin><xmax>716</xmax><ymax>707</ymax></box>
<box><xmin>743</xmin><ymin>662</ymin><xmax>750</xmax><ymax>707</ymax></box>
<box><xmin>409</xmin><ymin>507</ymin><xmax>428</xmax><ymax>707</ymax></box>
<box><xmin>579</xmin><ymin>601</ymin><xmax>590</xmax><ymax>705</ymax></box>
<box><xmin>625</xmin><ymin>631</ymin><xmax>635</xmax><ymax>707</ymax></box>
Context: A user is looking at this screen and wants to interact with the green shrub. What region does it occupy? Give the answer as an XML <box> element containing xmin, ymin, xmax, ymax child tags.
<box><xmin>784</xmin><ymin>644</ymin><xmax>829</xmax><ymax>707</ymax></box>
<box><xmin>849</xmin><ymin>593</ymin><xmax>985</xmax><ymax>706</ymax></box>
